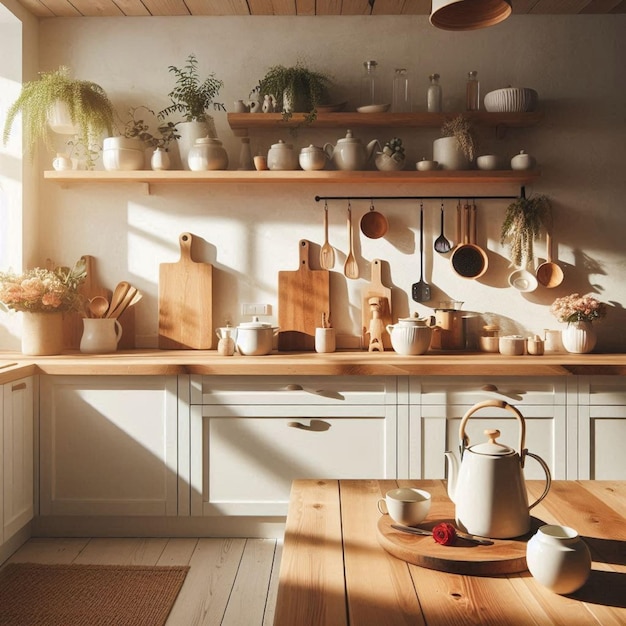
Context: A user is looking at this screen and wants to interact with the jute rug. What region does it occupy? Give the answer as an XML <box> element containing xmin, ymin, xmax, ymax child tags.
<box><xmin>0</xmin><ymin>562</ymin><xmax>189</xmax><ymax>626</ymax></box>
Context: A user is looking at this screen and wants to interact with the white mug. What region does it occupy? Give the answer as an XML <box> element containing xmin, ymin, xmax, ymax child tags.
<box><xmin>377</xmin><ymin>488</ymin><xmax>431</xmax><ymax>527</ymax></box>
<box><xmin>315</xmin><ymin>327</ymin><xmax>336</xmax><ymax>353</ymax></box>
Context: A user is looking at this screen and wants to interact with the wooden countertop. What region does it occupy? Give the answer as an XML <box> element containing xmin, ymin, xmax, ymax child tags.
<box><xmin>274</xmin><ymin>479</ymin><xmax>626</xmax><ymax>625</ymax></box>
<box><xmin>0</xmin><ymin>350</ymin><xmax>625</xmax><ymax>383</ymax></box>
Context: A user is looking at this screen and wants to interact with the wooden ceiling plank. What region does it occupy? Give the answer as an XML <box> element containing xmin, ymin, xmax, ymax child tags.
<box><xmin>184</xmin><ymin>0</ymin><xmax>251</xmax><ymax>15</ymax></box>
<box><xmin>341</xmin><ymin>0</ymin><xmax>371</xmax><ymax>15</ymax></box>
<box><xmin>13</xmin><ymin>0</ymin><xmax>55</xmax><ymax>17</ymax></box>
<box><xmin>510</xmin><ymin>0</ymin><xmax>541</xmax><ymax>13</ymax></box>
<box><xmin>316</xmin><ymin>0</ymin><xmax>342</xmax><ymax>14</ymax></box>
<box><xmin>66</xmin><ymin>0</ymin><xmax>125</xmax><ymax>16</ymax></box>
<box><xmin>371</xmin><ymin>0</ymin><xmax>404</xmax><ymax>14</ymax></box>
<box><xmin>399</xmin><ymin>0</ymin><xmax>431</xmax><ymax>14</ymax></box>
<box><xmin>248</xmin><ymin>0</ymin><xmax>295</xmax><ymax>14</ymax></box>
<box><xmin>529</xmin><ymin>0</ymin><xmax>592</xmax><ymax>13</ymax></box>
<box><xmin>296</xmin><ymin>0</ymin><xmax>315</xmax><ymax>14</ymax></box>
<box><xmin>580</xmin><ymin>0</ymin><xmax>623</xmax><ymax>12</ymax></box>
<box><xmin>39</xmin><ymin>0</ymin><xmax>82</xmax><ymax>16</ymax></box>
<box><xmin>610</xmin><ymin>0</ymin><xmax>626</xmax><ymax>12</ymax></box>
<box><xmin>112</xmin><ymin>1</ymin><xmax>151</xmax><ymax>16</ymax></box>
<box><xmin>140</xmin><ymin>0</ymin><xmax>191</xmax><ymax>15</ymax></box>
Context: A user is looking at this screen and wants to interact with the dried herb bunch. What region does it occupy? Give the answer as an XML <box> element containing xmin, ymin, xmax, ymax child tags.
<box><xmin>501</xmin><ymin>194</ymin><xmax>553</xmax><ymax>267</ymax></box>
<box><xmin>441</xmin><ymin>115</ymin><xmax>478</xmax><ymax>161</ymax></box>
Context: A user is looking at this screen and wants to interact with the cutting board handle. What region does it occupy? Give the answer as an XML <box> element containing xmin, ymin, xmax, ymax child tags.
<box><xmin>179</xmin><ymin>232</ymin><xmax>194</xmax><ymax>264</ymax></box>
<box><xmin>298</xmin><ymin>239</ymin><xmax>310</xmax><ymax>270</ymax></box>
<box><xmin>371</xmin><ymin>258</ymin><xmax>383</xmax><ymax>284</ymax></box>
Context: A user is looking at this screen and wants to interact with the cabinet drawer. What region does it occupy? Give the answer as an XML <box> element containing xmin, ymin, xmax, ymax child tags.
<box><xmin>411</xmin><ymin>376</ymin><xmax>566</xmax><ymax>406</ymax></box>
<box><xmin>579</xmin><ymin>376</ymin><xmax>626</xmax><ymax>406</ymax></box>
<box><xmin>190</xmin><ymin>375</ymin><xmax>394</xmax><ymax>406</ymax></box>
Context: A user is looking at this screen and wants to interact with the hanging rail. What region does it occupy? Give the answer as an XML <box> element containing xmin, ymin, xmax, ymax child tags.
<box><xmin>315</xmin><ymin>187</ymin><xmax>525</xmax><ymax>203</ymax></box>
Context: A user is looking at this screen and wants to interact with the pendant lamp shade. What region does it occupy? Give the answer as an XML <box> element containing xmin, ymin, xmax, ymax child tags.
<box><xmin>430</xmin><ymin>0</ymin><xmax>512</xmax><ymax>31</ymax></box>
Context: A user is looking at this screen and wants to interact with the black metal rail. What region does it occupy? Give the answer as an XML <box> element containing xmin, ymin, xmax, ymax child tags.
<box><xmin>315</xmin><ymin>187</ymin><xmax>525</xmax><ymax>204</ymax></box>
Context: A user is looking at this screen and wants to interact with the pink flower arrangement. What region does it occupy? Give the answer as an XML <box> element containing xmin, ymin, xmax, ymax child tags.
<box><xmin>550</xmin><ymin>293</ymin><xmax>607</xmax><ymax>324</ymax></box>
<box><xmin>0</xmin><ymin>259</ymin><xmax>86</xmax><ymax>313</ymax></box>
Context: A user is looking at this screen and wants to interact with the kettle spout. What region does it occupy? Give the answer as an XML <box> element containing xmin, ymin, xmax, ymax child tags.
<box><xmin>444</xmin><ymin>450</ymin><xmax>459</xmax><ymax>503</ymax></box>
<box><xmin>366</xmin><ymin>139</ymin><xmax>381</xmax><ymax>161</ymax></box>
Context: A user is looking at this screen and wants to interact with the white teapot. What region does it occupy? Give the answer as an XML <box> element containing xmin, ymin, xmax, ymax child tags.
<box><xmin>324</xmin><ymin>130</ymin><xmax>380</xmax><ymax>171</ymax></box>
<box><xmin>386</xmin><ymin>315</ymin><xmax>432</xmax><ymax>355</ymax></box>
<box><xmin>445</xmin><ymin>400</ymin><xmax>551</xmax><ymax>539</ymax></box>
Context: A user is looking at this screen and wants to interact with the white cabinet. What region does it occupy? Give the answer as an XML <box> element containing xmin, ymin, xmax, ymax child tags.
<box><xmin>188</xmin><ymin>376</ymin><xmax>397</xmax><ymax>516</ymax></box>
<box><xmin>1</xmin><ymin>377</ymin><xmax>34</xmax><ymax>545</ymax></box>
<box><xmin>577</xmin><ymin>376</ymin><xmax>626</xmax><ymax>479</ymax></box>
<box><xmin>406</xmin><ymin>376</ymin><xmax>568</xmax><ymax>480</ymax></box>
<box><xmin>39</xmin><ymin>376</ymin><xmax>178</xmax><ymax>517</ymax></box>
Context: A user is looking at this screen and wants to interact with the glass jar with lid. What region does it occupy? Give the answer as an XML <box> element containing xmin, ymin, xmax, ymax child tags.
<box><xmin>392</xmin><ymin>68</ymin><xmax>411</xmax><ymax>112</ymax></box>
<box><xmin>427</xmin><ymin>73</ymin><xmax>442</xmax><ymax>112</ymax></box>
<box><xmin>360</xmin><ymin>60</ymin><xmax>379</xmax><ymax>107</ymax></box>
<box><xmin>466</xmin><ymin>70</ymin><xmax>480</xmax><ymax>111</ymax></box>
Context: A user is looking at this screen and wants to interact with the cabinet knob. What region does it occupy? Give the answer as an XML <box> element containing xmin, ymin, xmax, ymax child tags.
<box><xmin>11</xmin><ymin>382</ymin><xmax>27</xmax><ymax>392</ymax></box>
<box><xmin>284</xmin><ymin>384</ymin><xmax>303</xmax><ymax>391</ymax></box>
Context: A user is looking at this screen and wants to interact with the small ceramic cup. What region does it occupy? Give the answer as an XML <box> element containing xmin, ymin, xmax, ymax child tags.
<box><xmin>377</xmin><ymin>488</ymin><xmax>431</xmax><ymax>527</ymax></box>
<box><xmin>253</xmin><ymin>155</ymin><xmax>268</xmax><ymax>171</ymax></box>
<box><xmin>315</xmin><ymin>328</ymin><xmax>336</xmax><ymax>353</ymax></box>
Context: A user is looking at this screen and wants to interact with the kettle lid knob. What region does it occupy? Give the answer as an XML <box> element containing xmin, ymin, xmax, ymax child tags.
<box><xmin>485</xmin><ymin>429</ymin><xmax>501</xmax><ymax>444</ymax></box>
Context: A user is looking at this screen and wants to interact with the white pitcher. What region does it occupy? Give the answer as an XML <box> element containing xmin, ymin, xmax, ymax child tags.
<box><xmin>80</xmin><ymin>318</ymin><xmax>123</xmax><ymax>354</ymax></box>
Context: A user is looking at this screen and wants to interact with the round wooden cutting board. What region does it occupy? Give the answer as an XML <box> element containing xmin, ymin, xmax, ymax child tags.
<box><xmin>376</xmin><ymin>514</ymin><xmax>534</xmax><ymax>575</ymax></box>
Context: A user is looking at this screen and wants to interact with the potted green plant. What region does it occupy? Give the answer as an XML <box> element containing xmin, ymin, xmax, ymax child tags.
<box><xmin>158</xmin><ymin>54</ymin><xmax>225</xmax><ymax>169</ymax></box>
<box><xmin>258</xmin><ymin>62</ymin><xmax>332</xmax><ymax>124</ymax></box>
<box><xmin>433</xmin><ymin>115</ymin><xmax>478</xmax><ymax>170</ymax></box>
<box><xmin>2</xmin><ymin>66</ymin><xmax>114</xmax><ymax>170</ymax></box>
<box><xmin>500</xmin><ymin>194</ymin><xmax>552</xmax><ymax>267</ymax></box>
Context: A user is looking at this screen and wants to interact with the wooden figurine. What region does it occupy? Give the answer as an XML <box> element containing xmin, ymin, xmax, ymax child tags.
<box><xmin>367</xmin><ymin>296</ymin><xmax>386</xmax><ymax>352</ymax></box>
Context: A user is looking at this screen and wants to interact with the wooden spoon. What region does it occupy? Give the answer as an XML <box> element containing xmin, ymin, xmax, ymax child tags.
<box><xmin>536</xmin><ymin>232</ymin><xmax>564</xmax><ymax>288</ymax></box>
<box><xmin>344</xmin><ymin>202</ymin><xmax>359</xmax><ymax>279</ymax></box>
<box><xmin>320</xmin><ymin>201</ymin><xmax>335</xmax><ymax>270</ymax></box>
<box><xmin>111</xmin><ymin>287</ymin><xmax>142</xmax><ymax>319</ymax></box>
<box><xmin>106</xmin><ymin>281</ymin><xmax>130</xmax><ymax>318</ymax></box>
<box><xmin>88</xmin><ymin>295</ymin><xmax>109</xmax><ymax>318</ymax></box>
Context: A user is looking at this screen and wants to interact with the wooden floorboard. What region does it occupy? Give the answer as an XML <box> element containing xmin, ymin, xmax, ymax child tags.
<box><xmin>2</xmin><ymin>536</ymin><xmax>280</xmax><ymax>625</ymax></box>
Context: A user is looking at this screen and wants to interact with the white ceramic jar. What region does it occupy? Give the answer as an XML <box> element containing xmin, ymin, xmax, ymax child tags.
<box><xmin>235</xmin><ymin>317</ymin><xmax>279</xmax><ymax>356</ymax></box>
<box><xmin>386</xmin><ymin>317</ymin><xmax>432</xmax><ymax>355</ymax></box>
<box><xmin>511</xmin><ymin>150</ymin><xmax>536</xmax><ymax>170</ymax></box>
<box><xmin>102</xmin><ymin>137</ymin><xmax>145</xmax><ymax>171</ymax></box>
<box><xmin>267</xmin><ymin>140</ymin><xmax>298</xmax><ymax>171</ymax></box>
<box><xmin>499</xmin><ymin>335</ymin><xmax>525</xmax><ymax>356</ymax></box>
<box><xmin>526</xmin><ymin>525</ymin><xmax>591</xmax><ymax>594</ymax></box>
<box><xmin>188</xmin><ymin>137</ymin><xmax>229</xmax><ymax>171</ymax></box>
<box><xmin>299</xmin><ymin>145</ymin><xmax>328</xmax><ymax>171</ymax></box>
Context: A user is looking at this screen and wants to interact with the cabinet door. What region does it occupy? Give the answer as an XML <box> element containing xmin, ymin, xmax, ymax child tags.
<box><xmin>39</xmin><ymin>376</ymin><xmax>178</xmax><ymax>516</ymax></box>
<box><xmin>190</xmin><ymin>377</ymin><xmax>397</xmax><ymax>516</ymax></box>
<box><xmin>408</xmin><ymin>376</ymin><xmax>567</xmax><ymax>480</ymax></box>
<box><xmin>578</xmin><ymin>376</ymin><xmax>626</xmax><ymax>479</ymax></box>
<box><xmin>3</xmin><ymin>377</ymin><xmax>34</xmax><ymax>541</ymax></box>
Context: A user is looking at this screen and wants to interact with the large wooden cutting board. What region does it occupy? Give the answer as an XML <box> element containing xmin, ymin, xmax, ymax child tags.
<box><xmin>278</xmin><ymin>239</ymin><xmax>330</xmax><ymax>351</ymax></box>
<box><xmin>361</xmin><ymin>258</ymin><xmax>392</xmax><ymax>350</ymax></box>
<box><xmin>376</xmin><ymin>513</ymin><xmax>539</xmax><ymax>575</ymax></box>
<box><xmin>159</xmin><ymin>232</ymin><xmax>213</xmax><ymax>350</ymax></box>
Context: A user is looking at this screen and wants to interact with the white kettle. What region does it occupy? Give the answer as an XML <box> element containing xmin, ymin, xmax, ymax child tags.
<box><xmin>445</xmin><ymin>399</ymin><xmax>551</xmax><ymax>539</ymax></box>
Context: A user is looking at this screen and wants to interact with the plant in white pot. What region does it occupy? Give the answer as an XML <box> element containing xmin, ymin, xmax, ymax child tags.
<box><xmin>158</xmin><ymin>54</ymin><xmax>225</xmax><ymax>170</ymax></box>
<box><xmin>433</xmin><ymin>115</ymin><xmax>478</xmax><ymax>170</ymax></box>
<box><xmin>2</xmin><ymin>66</ymin><xmax>115</xmax><ymax>170</ymax></box>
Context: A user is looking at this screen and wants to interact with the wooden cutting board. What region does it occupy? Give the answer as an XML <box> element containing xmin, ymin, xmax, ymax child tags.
<box><xmin>361</xmin><ymin>259</ymin><xmax>392</xmax><ymax>350</ymax></box>
<box><xmin>278</xmin><ymin>239</ymin><xmax>330</xmax><ymax>351</ymax></box>
<box><xmin>158</xmin><ymin>232</ymin><xmax>213</xmax><ymax>350</ymax></box>
<box><xmin>376</xmin><ymin>513</ymin><xmax>539</xmax><ymax>575</ymax></box>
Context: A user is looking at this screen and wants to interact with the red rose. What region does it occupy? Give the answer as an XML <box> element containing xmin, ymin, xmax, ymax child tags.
<box><xmin>433</xmin><ymin>522</ymin><xmax>457</xmax><ymax>546</ymax></box>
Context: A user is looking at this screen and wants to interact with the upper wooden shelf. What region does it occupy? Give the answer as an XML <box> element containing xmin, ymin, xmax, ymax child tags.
<box><xmin>44</xmin><ymin>169</ymin><xmax>540</xmax><ymax>186</ymax></box>
<box><xmin>226</xmin><ymin>111</ymin><xmax>544</xmax><ymax>132</ymax></box>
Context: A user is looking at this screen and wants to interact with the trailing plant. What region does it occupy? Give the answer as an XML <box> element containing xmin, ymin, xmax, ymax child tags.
<box><xmin>441</xmin><ymin>115</ymin><xmax>478</xmax><ymax>161</ymax></box>
<box><xmin>2</xmin><ymin>66</ymin><xmax>114</xmax><ymax>168</ymax></box>
<box><xmin>258</xmin><ymin>62</ymin><xmax>332</xmax><ymax>124</ymax></box>
<box><xmin>500</xmin><ymin>194</ymin><xmax>553</xmax><ymax>267</ymax></box>
<box><xmin>121</xmin><ymin>106</ymin><xmax>179</xmax><ymax>149</ymax></box>
<box><xmin>158</xmin><ymin>54</ymin><xmax>225</xmax><ymax>123</ymax></box>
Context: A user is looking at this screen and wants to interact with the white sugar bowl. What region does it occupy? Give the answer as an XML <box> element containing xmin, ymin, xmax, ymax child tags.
<box><xmin>299</xmin><ymin>145</ymin><xmax>328</xmax><ymax>171</ymax></box>
<box><xmin>511</xmin><ymin>150</ymin><xmax>536</xmax><ymax>170</ymax></box>
<box><xmin>188</xmin><ymin>137</ymin><xmax>229</xmax><ymax>171</ymax></box>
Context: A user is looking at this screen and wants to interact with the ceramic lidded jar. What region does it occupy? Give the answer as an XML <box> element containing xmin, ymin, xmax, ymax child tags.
<box><xmin>235</xmin><ymin>316</ymin><xmax>279</xmax><ymax>356</ymax></box>
<box><xmin>385</xmin><ymin>316</ymin><xmax>432</xmax><ymax>355</ymax></box>
<box><xmin>267</xmin><ymin>140</ymin><xmax>299</xmax><ymax>171</ymax></box>
<box><xmin>188</xmin><ymin>137</ymin><xmax>229</xmax><ymax>171</ymax></box>
<box><xmin>526</xmin><ymin>525</ymin><xmax>591</xmax><ymax>594</ymax></box>
<box><xmin>299</xmin><ymin>145</ymin><xmax>328</xmax><ymax>171</ymax></box>
<box><xmin>511</xmin><ymin>150</ymin><xmax>536</xmax><ymax>170</ymax></box>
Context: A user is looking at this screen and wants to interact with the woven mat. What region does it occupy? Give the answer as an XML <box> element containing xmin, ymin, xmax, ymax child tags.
<box><xmin>0</xmin><ymin>562</ymin><xmax>189</xmax><ymax>626</ymax></box>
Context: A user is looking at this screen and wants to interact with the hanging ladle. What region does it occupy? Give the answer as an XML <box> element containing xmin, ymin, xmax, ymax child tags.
<box><xmin>360</xmin><ymin>199</ymin><xmax>388</xmax><ymax>239</ymax></box>
<box><xmin>433</xmin><ymin>201</ymin><xmax>452</xmax><ymax>253</ymax></box>
<box><xmin>536</xmin><ymin>232</ymin><xmax>564</xmax><ymax>288</ymax></box>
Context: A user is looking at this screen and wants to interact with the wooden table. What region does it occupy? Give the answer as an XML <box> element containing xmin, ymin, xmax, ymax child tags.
<box><xmin>274</xmin><ymin>479</ymin><xmax>626</xmax><ymax>625</ymax></box>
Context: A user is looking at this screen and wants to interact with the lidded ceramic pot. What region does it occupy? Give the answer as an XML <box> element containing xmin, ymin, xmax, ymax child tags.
<box><xmin>386</xmin><ymin>316</ymin><xmax>432</xmax><ymax>355</ymax></box>
<box><xmin>188</xmin><ymin>137</ymin><xmax>229</xmax><ymax>171</ymax></box>
<box><xmin>235</xmin><ymin>317</ymin><xmax>279</xmax><ymax>356</ymax></box>
<box><xmin>267</xmin><ymin>140</ymin><xmax>299</xmax><ymax>171</ymax></box>
<box><xmin>299</xmin><ymin>145</ymin><xmax>328</xmax><ymax>171</ymax></box>
<box><xmin>511</xmin><ymin>150</ymin><xmax>536</xmax><ymax>170</ymax></box>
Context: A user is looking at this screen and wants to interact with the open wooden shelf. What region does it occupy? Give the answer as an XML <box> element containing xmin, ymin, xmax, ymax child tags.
<box><xmin>44</xmin><ymin>169</ymin><xmax>540</xmax><ymax>186</ymax></box>
<box><xmin>227</xmin><ymin>111</ymin><xmax>543</xmax><ymax>132</ymax></box>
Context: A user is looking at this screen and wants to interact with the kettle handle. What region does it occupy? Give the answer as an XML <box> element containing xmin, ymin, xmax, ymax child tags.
<box><xmin>525</xmin><ymin>451</ymin><xmax>552</xmax><ymax>510</ymax></box>
<box><xmin>459</xmin><ymin>399</ymin><xmax>525</xmax><ymax>459</ymax></box>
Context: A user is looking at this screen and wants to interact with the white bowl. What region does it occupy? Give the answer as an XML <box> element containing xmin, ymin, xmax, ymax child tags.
<box><xmin>416</xmin><ymin>159</ymin><xmax>439</xmax><ymax>171</ymax></box>
<box><xmin>356</xmin><ymin>104</ymin><xmax>390</xmax><ymax>113</ymax></box>
<box><xmin>476</xmin><ymin>154</ymin><xmax>501</xmax><ymax>170</ymax></box>
<box><xmin>102</xmin><ymin>148</ymin><xmax>145</xmax><ymax>171</ymax></box>
<box><xmin>484</xmin><ymin>88</ymin><xmax>538</xmax><ymax>113</ymax></box>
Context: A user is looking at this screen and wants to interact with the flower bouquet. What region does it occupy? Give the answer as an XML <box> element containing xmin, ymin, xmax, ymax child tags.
<box><xmin>550</xmin><ymin>293</ymin><xmax>606</xmax><ymax>325</ymax></box>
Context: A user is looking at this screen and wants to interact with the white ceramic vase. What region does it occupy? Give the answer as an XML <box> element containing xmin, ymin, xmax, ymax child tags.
<box><xmin>433</xmin><ymin>136</ymin><xmax>472</xmax><ymax>170</ymax></box>
<box><xmin>21</xmin><ymin>311</ymin><xmax>64</xmax><ymax>356</ymax></box>
<box><xmin>561</xmin><ymin>321</ymin><xmax>597</xmax><ymax>354</ymax></box>
<box><xmin>151</xmin><ymin>147</ymin><xmax>171</xmax><ymax>171</ymax></box>
<box><xmin>177</xmin><ymin>119</ymin><xmax>216</xmax><ymax>170</ymax></box>
<box><xmin>47</xmin><ymin>100</ymin><xmax>79</xmax><ymax>135</ymax></box>
<box><xmin>526</xmin><ymin>525</ymin><xmax>591</xmax><ymax>594</ymax></box>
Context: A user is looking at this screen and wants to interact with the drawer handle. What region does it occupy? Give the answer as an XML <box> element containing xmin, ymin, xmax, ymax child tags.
<box><xmin>287</xmin><ymin>419</ymin><xmax>331</xmax><ymax>432</ymax></box>
<box><xmin>284</xmin><ymin>384</ymin><xmax>303</xmax><ymax>391</ymax></box>
<box><xmin>11</xmin><ymin>382</ymin><xmax>27</xmax><ymax>392</ymax></box>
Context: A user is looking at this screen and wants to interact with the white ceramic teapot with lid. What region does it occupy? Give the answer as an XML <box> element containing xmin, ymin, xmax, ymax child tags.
<box><xmin>323</xmin><ymin>130</ymin><xmax>380</xmax><ymax>171</ymax></box>
<box><xmin>445</xmin><ymin>399</ymin><xmax>551</xmax><ymax>538</ymax></box>
<box><xmin>386</xmin><ymin>314</ymin><xmax>432</xmax><ymax>355</ymax></box>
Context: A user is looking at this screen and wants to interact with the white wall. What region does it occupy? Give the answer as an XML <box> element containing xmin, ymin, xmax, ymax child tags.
<box><xmin>8</xmin><ymin>14</ymin><xmax>626</xmax><ymax>350</ymax></box>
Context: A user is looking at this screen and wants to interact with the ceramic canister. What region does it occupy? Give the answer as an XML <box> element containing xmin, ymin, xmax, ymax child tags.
<box><xmin>526</xmin><ymin>525</ymin><xmax>591</xmax><ymax>594</ymax></box>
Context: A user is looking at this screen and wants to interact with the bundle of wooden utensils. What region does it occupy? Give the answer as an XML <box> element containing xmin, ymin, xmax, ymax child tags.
<box><xmin>86</xmin><ymin>281</ymin><xmax>142</xmax><ymax>319</ymax></box>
